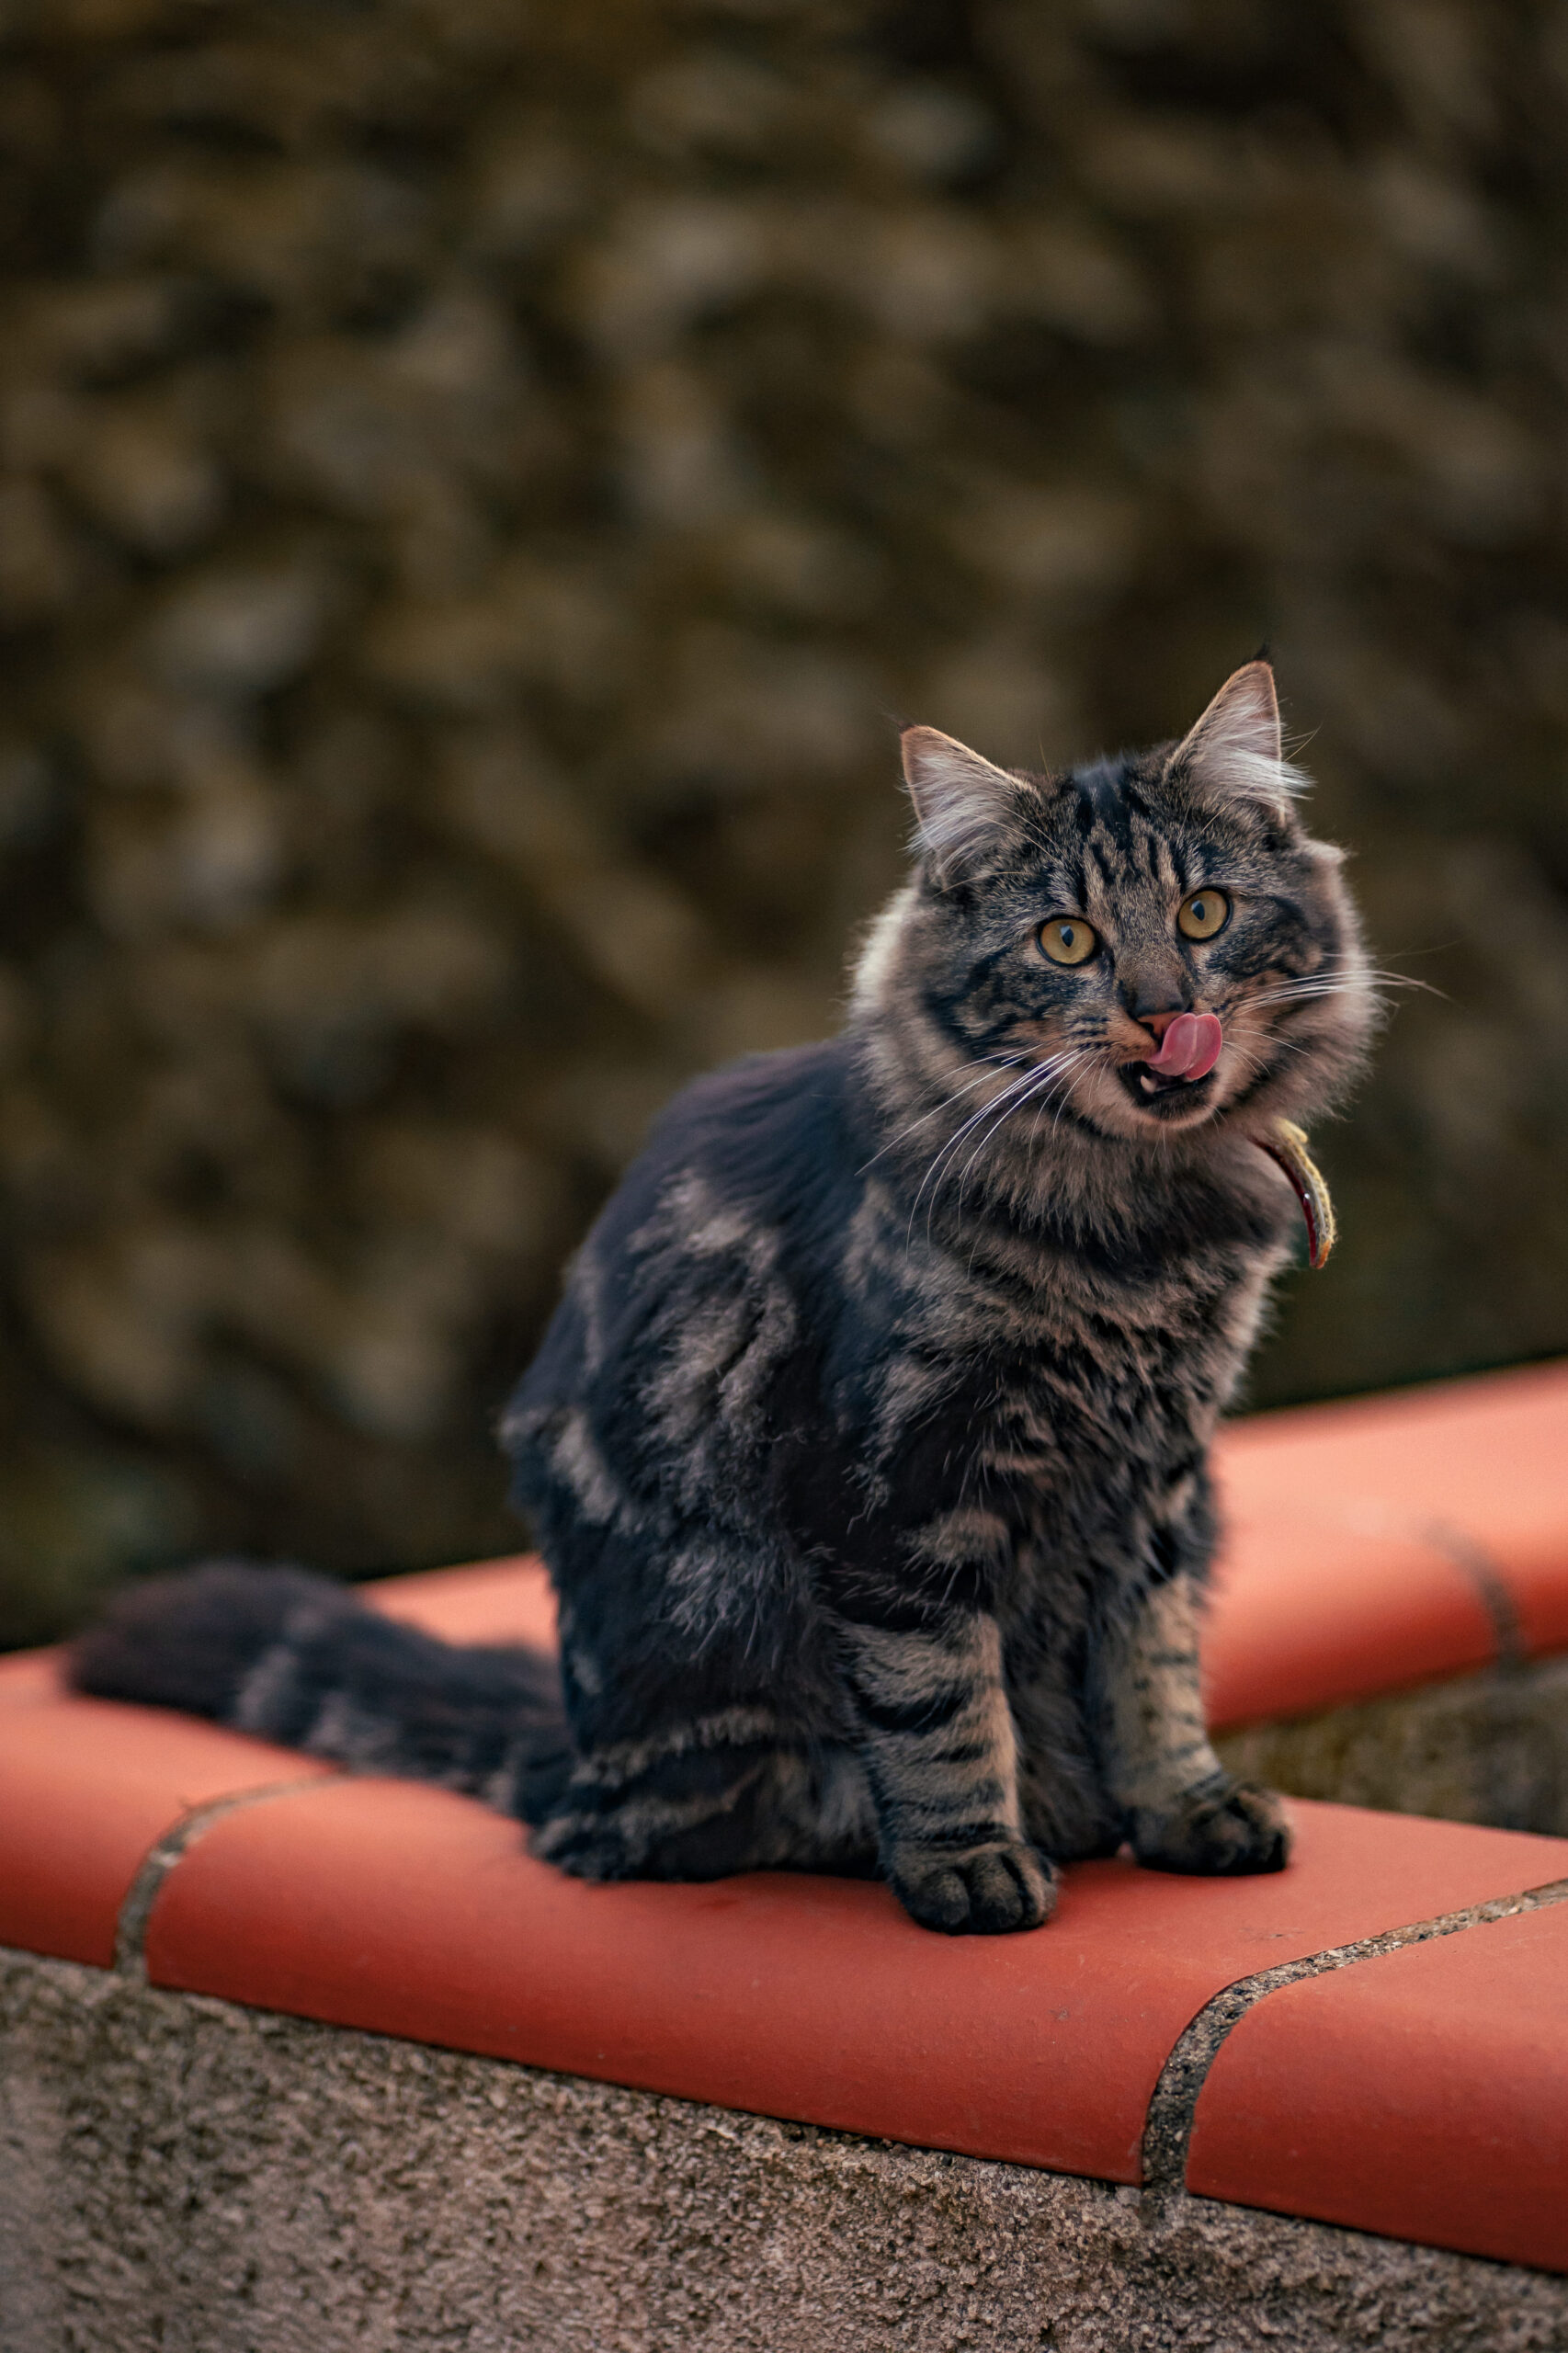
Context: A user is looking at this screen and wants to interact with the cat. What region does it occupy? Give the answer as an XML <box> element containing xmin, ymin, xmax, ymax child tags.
<box><xmin>73</xmin><ymin>659</ymin><xmax>1373</xmax><ymax>1935</ymax></box>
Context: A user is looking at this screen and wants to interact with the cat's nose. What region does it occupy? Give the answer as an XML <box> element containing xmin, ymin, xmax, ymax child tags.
<box><xmin>1120</xmin><ymin>965</ymin><xmax>1190</xmax><ymax>1031</ymax></box>
<box><xmin>1122</xmin><ymin>995</ymin><xmax>1188</xmax><ymax>1038</ymax></box>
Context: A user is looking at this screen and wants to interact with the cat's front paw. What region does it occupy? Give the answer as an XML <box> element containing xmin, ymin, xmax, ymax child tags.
<box><xmin>891</xmin><ymin>1837</ymin><xmax>1058</xmax><ymax>1935</ymax></box>
<box><xmin>1131</xmin><ymin>1779</ymin><xmax>1290</xmax><ymax>1877</ymax></box>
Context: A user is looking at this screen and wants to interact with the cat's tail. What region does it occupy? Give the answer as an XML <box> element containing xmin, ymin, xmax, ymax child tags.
<box><xmin>68</xmin><ymin>1562</ymin><xmax>572</xmax><ymax>1822</ymax></box>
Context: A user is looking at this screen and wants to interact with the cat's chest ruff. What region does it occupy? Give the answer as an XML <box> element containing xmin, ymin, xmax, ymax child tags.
<box><xmin>903</xmin><ymin>1248</ymin><xmax>1270</xmax><ymax>1491</ymax></box>
<box><xmin>906</xmin><ymin>1230</ymin><xmax>1272</xmax><ymax>1367</ymax></box>
<box><xmin>842</xmin><ymin>1173</ymin><xmax>1281</xmax><ymax>1482</ymax></box>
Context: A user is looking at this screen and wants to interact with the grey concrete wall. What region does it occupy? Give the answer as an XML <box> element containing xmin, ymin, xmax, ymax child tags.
<box><xmin>1219</xmin><ymin>1652</ymin><xmax>1568</xmax><ymax>1837</ymax></box>
<box><xmin>3</xmin><ymin>1948</ymin><xmax>1566</xmax><ymax>2353</ymax></box>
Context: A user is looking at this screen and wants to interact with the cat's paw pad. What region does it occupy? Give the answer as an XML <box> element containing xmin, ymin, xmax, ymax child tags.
<box><xmin>892</xmin><ymin>1838</ymin><xmax>1058</xmax><ymax>1935</ymax></box>
<box><xmin>1132</xmin><ymin>1779</ymin><xmax>1290</xmax><ymax>1878</ymax></box>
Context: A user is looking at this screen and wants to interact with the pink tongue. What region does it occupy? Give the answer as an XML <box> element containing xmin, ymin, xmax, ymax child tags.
<box><xmin>1146</xmin><ymin>1011</ymin><xmax>1223</xmax><ymax>1082</ymax></box>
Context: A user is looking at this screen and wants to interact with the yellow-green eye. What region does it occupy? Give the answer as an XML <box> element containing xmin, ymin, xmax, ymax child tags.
<box><xmin>1038</xmin><ymin>916</ymin><xmax>1098</xmax><ymax>967</ymax></box>
<box><xmin>1178</xmin><ymin>888</ymin><xmax>1231</xmax><ymax>942</ymax></box>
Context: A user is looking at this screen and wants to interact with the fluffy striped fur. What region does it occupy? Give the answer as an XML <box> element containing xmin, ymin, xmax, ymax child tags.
<box><xmin>73</xmin><ymin>662</ymin><xmax>1373</xmax><ymax>1934</ymax></box>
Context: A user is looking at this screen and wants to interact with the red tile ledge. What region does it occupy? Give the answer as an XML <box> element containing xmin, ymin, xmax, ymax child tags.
<box><xmin>0</xmin><ymin>1662</ymin><xmax>335</xmax><ymax>1968</ymax></box>
<box><xmin>1210</xmin><ymin>1360</ymin><xmax>1568</xmax><ymax>1717</ymax></box>
<box><xmin>1187</xmin><ymin>1896</ymin><xmax>1568</xmax><ymax>2272</ymax></box>
<box><xmin>1200</xmin><ymin>1520</ymin><xmax>1494</xmax><ymax>1733</ymax></box>
<box><xmin>140</xmin><ymin>1786</ymin><xmax>1568</xmax><ymax>2189</ymax></box>
<box><xmin>363</xmin><ymin>1553</ymin><xmax>557</xmax><ymax>1648</ymax></box>
<box><xmin>0</xmin><ymin>1557</ymin><xmax>551</xmax><ymax>1972</ymax></box>
<box><xmin>3</xmin><ymin>1361</ymin><xmax>1565</xmax><ymax>2255</ymax></box>
<box><xmin>0</xmin><ymin>1645</ymin><xmax>65</xmax><ymax>1708</ymax></box>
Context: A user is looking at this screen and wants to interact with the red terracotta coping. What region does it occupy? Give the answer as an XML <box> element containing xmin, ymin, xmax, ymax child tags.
<box><xmin>138</xmin><ymin>1788</ymin><xmax>1568</xmax><ymax>2188</ymax></box>
<box><xmin>0</xmin><ymin>1648</ymin><xmax>62</xmax><ymax>1707</ymax></box>
<box><xmin>0</xmin><ymin>1663</ymin><xmax>334</xmax><ymax>1968</ymax></box>
<box><xmin>7</xmin><ymin>1620</ymin><xmax>1568</xmax><ymax>2253</ymax></box>
<box><xmin>1205</xmin><ymin>1358</ymin><xmax>1568</xmax><ymax>1728</ymax></box>
<box><xmin>369</xmin><ymin>1553</ymin><xmax>558</xmax><ymax>1648</ymax></box>
<box><xmin>1187</xmin><ymin>1899</ymin><xmax>1568</xmax><ymax>2272</ymax></box>
<box><xmin>0</xmin><ymin>1557</ymin><xmax>553</xmax><ymax>1972</ymax></box>
<box><xmin>3</xmin><ymin>1363</ymin><xmax>1567</xmax><ymax>2267</ymax></box>
<box><xmin>1199</xmin><ymin>1519</ymin><xmax>1494</xmax><ymax>1733</ymax></box>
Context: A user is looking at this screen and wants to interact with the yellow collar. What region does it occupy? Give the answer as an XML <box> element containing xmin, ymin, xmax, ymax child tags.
<box><xmin>1253</xmin><ymin>1120</ymin><xmax>1336</xmax><ymax>1269</ymax></box>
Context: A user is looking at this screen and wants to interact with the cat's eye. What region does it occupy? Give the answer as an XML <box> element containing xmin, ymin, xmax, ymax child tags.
<box><xmin>1177</xmin><ymin>888</ymin><xmax>1231</xmax><ymax>942</ymax></box>
<box><xmin>1038</xmin><ymin>916</ymin><xmax>1098</xmax><ymax>966</ymax></box>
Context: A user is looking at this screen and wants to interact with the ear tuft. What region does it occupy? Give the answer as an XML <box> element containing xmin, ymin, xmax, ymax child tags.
<box><xmin>900</xmin><ymin>725</ymin><xmax>1033</xmax><ymax>885</ymax></box>
<box><xmin>1164</xmin><ymin>660</ymin><xmax>1305</xmax><ymax>813</ymax></box>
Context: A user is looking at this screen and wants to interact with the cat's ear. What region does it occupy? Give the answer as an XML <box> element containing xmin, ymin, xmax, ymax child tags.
<box><xmin>901</xmin><ymin>726</ymin><xmax>1035</xmax><ymax>885</ymax></box>
<box><xmin>1163</xmin><ymin>661</ymin><xmax>1303</xmax><ymax>815</ymax></box>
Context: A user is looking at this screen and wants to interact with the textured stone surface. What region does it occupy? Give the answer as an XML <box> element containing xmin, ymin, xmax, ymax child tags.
<box><xmin>2</xmin><ymin>3</ymin><xmax>1568</xmax><ymax>1641</ymax></box>
<box><xmin>2</xmin><ymin>1948</ymin><xmax>1566</xmax><ymax>2352</ymax></box>
<box><xmin>1220</xmin><ymin>1653</ymin><xmax>1568</xmax><ymax>1837</ymax></box>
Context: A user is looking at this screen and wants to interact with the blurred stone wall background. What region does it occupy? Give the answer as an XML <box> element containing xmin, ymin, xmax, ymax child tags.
<box><xmin>1</xmin><ymin>0</ymin><xmax>1565</xmax><ymax>1644</ymax></box>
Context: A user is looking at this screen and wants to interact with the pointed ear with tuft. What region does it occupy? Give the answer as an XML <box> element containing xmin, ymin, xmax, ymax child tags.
<box><xmin>901</xmin><ymin>726</ymin><xmax>1035</xmax><ymax>886</ymax></box>
<box><xmin>1163</xmin><ymin>661</ymin><xmax>1304</xmax><ymax>817</ymax></box>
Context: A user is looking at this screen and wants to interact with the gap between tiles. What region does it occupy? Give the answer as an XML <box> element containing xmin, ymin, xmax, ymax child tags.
<box><xmin>1139</xmin><ymin>1870</ymin><xmax>1568</xmax><ymax>2208</ymax></box>
<box><xmin>113</xmin><ymin>1778</ymin><xmax>341</xmax><ymax>1979</ymax></box>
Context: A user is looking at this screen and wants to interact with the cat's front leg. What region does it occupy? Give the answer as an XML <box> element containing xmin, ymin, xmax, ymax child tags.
<box><xmin>1099</xmin><ymin>1573</ymin><xmax>1290</xmax><ymax>1876</ymax></box>
<box><xmin>835</xmin><ymin>1608</ymin><xmax>1056</xmax><ymax>1934</ymax></box>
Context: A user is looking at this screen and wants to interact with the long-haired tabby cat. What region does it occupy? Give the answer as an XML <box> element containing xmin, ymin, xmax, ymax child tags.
<box><xmin>74</xmin><ymin>660</ymin><xmax>1372</xmax><ymax>1935</ymax></box>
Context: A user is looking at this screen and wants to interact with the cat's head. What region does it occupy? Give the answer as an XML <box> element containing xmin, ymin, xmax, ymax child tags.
<box><xmin>858</xmin><ymin>661</ymin><xmax>1372</xmax><ymax>1151</ymax></box>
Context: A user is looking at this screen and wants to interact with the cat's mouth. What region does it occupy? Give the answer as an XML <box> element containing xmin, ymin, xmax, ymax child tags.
<box><xmin>1117</xmin><ymin>1062</ymin><xmax>1218</xmax><ymax>1118</ymax></box>
<box><xmin>1118</xmin><ymin>1011</ymin><xmax>1226</xmax><ymax>1120</ymax></box>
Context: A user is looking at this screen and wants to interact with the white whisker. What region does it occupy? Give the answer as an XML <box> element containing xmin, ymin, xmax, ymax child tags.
<box><xmin>858</xmin><ymin>1051</ymin><xmax>1036</xmax><ymax>1176</ymax></box>
<box><xmin>908</xmin><ymin>1048</ymin><xmax>1085</xmax><ymax>1247</ymax></box>
<box><xmin>908</xmin><ymin>1062</ymin><xmax>1052</xmax><ymax>1244</ymax></box>
<box><xmin>954</xmin><ymin>1051</ymin><xmax>1098</xmax><ymax>1268</ymax></box>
